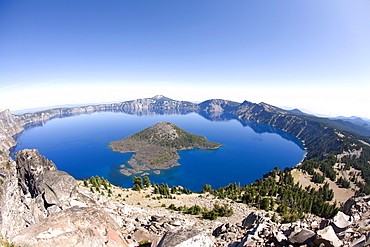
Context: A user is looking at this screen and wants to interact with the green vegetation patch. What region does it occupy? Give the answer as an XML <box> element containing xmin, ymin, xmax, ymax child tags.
<box><xmin>202</xmin><ymin>167</ymin><xmax>338</xmax><ymax>222</ymax></box>
<box><xmin>83</xmin><ymin>175</ymin><xmax>113</xmax><ymax>197</ymax></box>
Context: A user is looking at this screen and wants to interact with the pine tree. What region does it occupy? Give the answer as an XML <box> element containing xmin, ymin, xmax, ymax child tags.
<box><xmin>143</xmin><ymin>176</ymin><xmax>151</xmax><ymax>187</ymax></box>
<box><xmin>201</xmin><ymin>184</ymin><xmax>212</xmax><ymax>193</ymax></box>
<box><xmin>133</xmin><ymin>176</ymin><xmax>144</xmax><ymax>191</ymax></box>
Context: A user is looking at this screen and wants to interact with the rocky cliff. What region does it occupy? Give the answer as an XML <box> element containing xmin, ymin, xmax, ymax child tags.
<box><xmin>198</xmin><ymin>99</ymin><xmax>240</xmax><ymax>112</ymax></box>
<box><xmin>0</xmin><ymin>149</ymin><xmax>127</xmax><ymax>246</ymax></box>
<box><xmin>0</xmin><ymin>109</ymin><xmax>23</xmax><ymax>157</ymax></box>
<box><xmin>233</xmin><ymin>102</ymin><xmax>343</xmax><ymax>159</ymax></box>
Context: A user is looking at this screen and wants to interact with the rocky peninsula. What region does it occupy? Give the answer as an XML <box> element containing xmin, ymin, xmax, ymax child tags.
<box><xmin>109</xmin><ymin>121</ymin><xmax>221</xmax><ymax>176</ymax></box>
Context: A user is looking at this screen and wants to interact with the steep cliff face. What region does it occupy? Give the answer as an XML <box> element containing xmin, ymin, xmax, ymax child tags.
<box><xmin>199</xmin><ymin>99</ymin><xmax>342</xmax><ymax>159</ymax></box>
<box><xmin>120</xmin><ymin>95</ymin><xmax>198</xmax><ymax>111</ymax></box>
<box><xmin>0</xmin><ymin>149</ymin><xmax>76</xmax><ymax>237</ymax></box>
<box><xmin>232</xmin><ymin>102</ymin><xmax>342</xmax><ymax>159</ymax></box>
<box><xmin>0</xmin><ymin>109</ymin><xmax>23</xmax><ymax>156</ymax></box>
<box><xmin>14</xmin><ymin>107</ymin><xmax>98</xmax><ymax>128</ymax></box>
<box><xmin>198</xmin><ymin>99</ymin><xmax>240</xmax><ymax>112</ymax></box>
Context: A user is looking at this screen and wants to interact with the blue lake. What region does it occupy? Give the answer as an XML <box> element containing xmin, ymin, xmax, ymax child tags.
<box><xmin>12</xmin><ymin>111</ymin><xmax>306</xmax><ymax>191</ymax></box>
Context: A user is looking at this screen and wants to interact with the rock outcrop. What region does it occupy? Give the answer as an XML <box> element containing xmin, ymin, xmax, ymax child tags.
<box><xmin>0</xmin><ymin>149</ymin><xmax>128</xmax><ymax>246</ymax></box>
<box><xmin>198</xmin><ymin>99</ymin><xmax>240</xmax><ymax>112</ymax></box>
<box><xmin>0</xmin><ymin>149</ymin><xmax>62</xmax><ymax>237</ymax></box>
<box><xmin>209</xmin><ymin>200</ymin><xmax>370</xmax><ymax>247</ymax></box>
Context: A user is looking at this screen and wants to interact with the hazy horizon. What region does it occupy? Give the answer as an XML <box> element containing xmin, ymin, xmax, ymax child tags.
<box><xmin>1</xmin><ymin>1</ymin><xmax>369</xmax><ymax>118</ymax></box>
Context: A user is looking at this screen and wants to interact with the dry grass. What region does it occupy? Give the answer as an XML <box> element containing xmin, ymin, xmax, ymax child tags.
<box><xmin>291</xmin><ymin>169</ymin><xmax>355</xmax><ymax>205</ymax></box>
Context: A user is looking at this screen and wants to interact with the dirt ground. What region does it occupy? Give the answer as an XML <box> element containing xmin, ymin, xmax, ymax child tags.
<box><xmin>108</xmin><ymin>185</ymin><xmax>258</xmax><ymax>226</ymax></box>
<box><xmin>77</xmin><ymin>180</ymin><xmax>260</xmax><ymax>227</ymax></box>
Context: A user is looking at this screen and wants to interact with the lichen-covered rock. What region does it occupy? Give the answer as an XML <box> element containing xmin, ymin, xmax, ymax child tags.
<box><xmin>12</xmin><ymin>206</ymin><xmax>128</xmax><ymax>247</ymax></box>
<box><xmin>0</xmin><ymin>149</ymin><xmax>57</xmax><ymax>237</ymax></box>
<box><xmin>16</xmin><ymin>149</ymin><xmax>57</xmax><ymax>198</ymax></box>
<box><xmin>0</xmin><ymin>161</ymin><xmax>30</xmax><ymax>237</ymax></box>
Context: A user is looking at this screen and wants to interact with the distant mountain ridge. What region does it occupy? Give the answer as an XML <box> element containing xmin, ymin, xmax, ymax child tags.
<box><xmin>330</xmin><ymin>116</ymin><xmax>370</xmax><ymax>131</ymax></box>
<box><xmin>11</xmin><ymin>95</ymin><xmax>370</xmax><ymax>138</ymax></box>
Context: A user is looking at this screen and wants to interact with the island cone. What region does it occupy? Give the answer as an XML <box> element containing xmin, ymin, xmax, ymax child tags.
<box><xmin>109</xmin><ymin>122</ymin><xmax>221</xmax><ymax>176</ymax></box>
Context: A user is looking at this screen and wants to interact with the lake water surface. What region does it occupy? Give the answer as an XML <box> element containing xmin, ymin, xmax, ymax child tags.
<box><xmin>12</xmin><ymin>111</ymin><xmax>305</xmax><ymax>191</ymax></box>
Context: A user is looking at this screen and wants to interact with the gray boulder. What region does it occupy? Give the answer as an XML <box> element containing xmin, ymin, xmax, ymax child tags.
<box><xmin>288</xmin><ymin>228</ymin><xmax>316</xmax><ymax>245</ymax></box>
<box><xmin>212</xmin><ymin>223</ymin><xmax>230</xmax><ymax>237</ymax></box>
<box><xmin>43</xmin><ymin>170</ymin><xmax>78</xmax><ymax>208</ymax></box>
<box><xmin>314</xmin><ymin>225</ymin><xmax>343</xmax><ymax>247</ymax></box>
<box><xmin>15</xmin><ymin>149</ymin><xmax>79</xmax><ymax>210</ymax></box>
<box><xmin>242</xmin><ymin>212</ymin><xmax>262</xmax><ymax>229</ymax></box>
<box><xmin>157</xmin><ymin>227</ymin><xmax>213</xmax><ymax>247</ymax></box>
<box><xmin>332</xmin><ymin>211</ymin><xmax>352</xmax><ymax>232</ymax></box>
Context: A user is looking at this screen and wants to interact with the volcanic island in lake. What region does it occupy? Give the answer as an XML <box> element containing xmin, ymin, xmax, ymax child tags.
<box><xmin>109</xmin><ymin>121</ymin><xmax>222</xmax><ymax>176</ymax></box>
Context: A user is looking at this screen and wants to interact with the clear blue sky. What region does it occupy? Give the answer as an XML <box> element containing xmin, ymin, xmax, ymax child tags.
<box><xmin>0</xmin><ymin>0</ymin><xmax>369</xmax><ymax>118</ymax></box>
